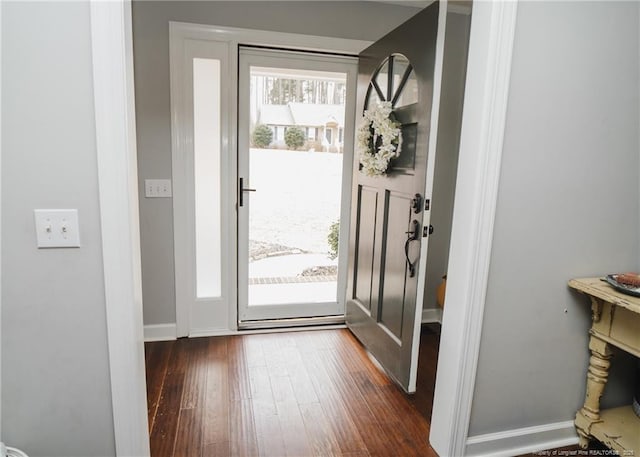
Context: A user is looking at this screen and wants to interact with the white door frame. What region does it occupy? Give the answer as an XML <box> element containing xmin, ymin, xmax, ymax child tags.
<box><xmin>89</xmin><ymin>1</ymin><xmax>150</xmax><ymax>456</ymax></box>
<box><xmin>169</xmin><ymin>21</ymin><xmax>369</xmax><ymax>337</ymax></box>
<box><xmin>430</xmin><ymin>1</ymin><xmax>518</xmax><ymax>455</ymax></box>
<box><xmin>93</xmin><ymin>1</ymin><xmax>518</xmax><ymax>456</ymax></box>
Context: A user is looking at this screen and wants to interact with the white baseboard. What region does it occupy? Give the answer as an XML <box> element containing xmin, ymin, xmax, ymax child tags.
<box><xmin>143</xmin><ymin>323</ymin><xmax>177</xmax><ymax>342</ymax></box>
<box><xmin>422</xmin><ymin>307</ymin><xmax>443</xmax><ymax>324</ymax></box>
<box><xmin>465</xmin><ymin>420</ymin><xmax>579</xmax><ymax>457</ymax></box>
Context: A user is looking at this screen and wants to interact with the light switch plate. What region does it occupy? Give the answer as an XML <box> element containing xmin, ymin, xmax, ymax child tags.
<box><xmin>34</xmin><ymin>209</ymin><xmax>81</xmax><ymax>248</ymax></box>
<box><xmin>145</xmin><ymin>179</ymin><xmax>172</xmax><ymax>198</ymax></box>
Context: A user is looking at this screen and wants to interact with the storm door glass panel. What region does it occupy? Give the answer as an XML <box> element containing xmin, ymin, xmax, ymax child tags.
<box><xmin>247</xmin><ymin>65</ymin><xmax>347</xmax><ymax>307</ymax></box>
<box><xmin>193</xmin><ymin>57</ymin><xmax>222</xmax><ymax>298</ymax></box>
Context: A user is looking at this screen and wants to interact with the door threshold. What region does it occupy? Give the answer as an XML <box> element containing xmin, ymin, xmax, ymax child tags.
<box><xmin>238</xmin><ymin>315</ymin><xmax>345</xmax><ymax>330</ymax></box>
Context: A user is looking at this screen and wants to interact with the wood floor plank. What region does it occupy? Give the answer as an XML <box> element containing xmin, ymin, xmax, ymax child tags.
<box><xmin>283</xmin><ymin>346</ymin><xmax>320</xmax><ymax>405</ymax></box>
<box><xmin>318</xmin><ymin>347</ymin><xmax>423</xmax><ymax>457</ymax></box>
<box><xmin>253</xmin><ymin>406</ymin><xmax>287</xmax><ymax>457</ymax></box>
<box><xmin>146</xmin><ymin>327</ymin><xmax>444</xmax><ymax>457</ymax></box>
<box><xmin>243</xmin><ymin>334</ymin><xmax>268</xmax><ymax>368</ymax></box>
<box><xmin>202</xmin><ymin>337</ymin><xmax>230</xmax><ymax>447</ymax></box>
<box><xmin>149</xmin><ymin>339</ymin><xmax>188</xmax><ymax>457</ymax></box>
<box><xmin>227</xmin><ymin>336</ymin><xmax>252</xmax><ymax>401</ymax></box>
<box><xmin>173</xmin><ymin>407</ymin><xmax>203</xmax><ymax>457</ymax></box>
<box><xmin>301</xmin><ymin>348</ymin><xmax>367</xmax><ymax>454</ymax></box>
<box><xmin>145</xmin><ymin>340</ymin><xmax>173</xmax><ymax>431</ymax></box>
<box><xmin>334</xmin><ymin>329</ymin><xmax>392</xmax><ymax>387</ymax></box>
<box><xmin>299</xmin><ymin>401</ymin><xmax>343</xmax><ymax>457</ymax></box>
<box><xmin>229</xmin><ymin>400</ymin><xmax>259</xmax><ymax>457</ymax></box>
<box><xmin>202</xmin><ymin>441</ymin><xmax>230</xmax><ymax>457</ymax></box>
<box><xmin>180</xmin><ymin>337</ymin><xmax>208</xmax><ymax>410</ymax></box>
<box><xmin>271</xmin><ymin>375</ymin><xmax>313</xmax><ymax>456</ymax></box>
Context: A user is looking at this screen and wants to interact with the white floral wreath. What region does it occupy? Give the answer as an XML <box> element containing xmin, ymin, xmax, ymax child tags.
<box><xmin>357</xmin><ymin>101</ymin><xmax>402</xmax><ymax>177</ymax></box>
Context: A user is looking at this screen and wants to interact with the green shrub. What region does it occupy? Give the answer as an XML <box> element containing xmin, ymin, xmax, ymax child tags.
<box><xmin>328</xmin><ymin>221</ymin><xmax>339</xmax><ymax>260</ymax></box>
<box><xmin>252</xmin><ymin>124</ymin><xmax>273</xmax><ymax>148</ymax></box>
<box><xmin>284</xmin><ymin>126</ymin><xmax>305</xmax><ymax>150</ymax></box>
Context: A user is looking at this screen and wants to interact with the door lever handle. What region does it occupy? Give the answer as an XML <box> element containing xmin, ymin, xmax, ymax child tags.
<box><xmin>404</xmin><ymin>220</ymin><xmax>420</xmax><ymax>277</ymax></box>
<box><xmin>239</xmin><ymin>177</ymin><xmax>256</xmax><ymax>207</ymax></box>
<box><xmin>405</xmin><ymin>219</ymin><xmax>420</xmax><ymax>241</ymax></box>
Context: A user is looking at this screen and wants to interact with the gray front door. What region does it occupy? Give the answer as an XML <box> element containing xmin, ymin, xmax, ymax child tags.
<box><xmin>346</xmin><ymin>3</ymin><xmax>440</xmax><ymax>393</ymax></box>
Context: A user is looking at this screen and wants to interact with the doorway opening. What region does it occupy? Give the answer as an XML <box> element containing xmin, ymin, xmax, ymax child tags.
<box><xmin>237</xmin><ymin>48</ymin><xmax>358</xmax><ymax>325</ymax></box>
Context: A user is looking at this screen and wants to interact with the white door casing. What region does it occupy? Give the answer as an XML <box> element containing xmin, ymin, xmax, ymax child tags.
<box><xmin>169</xmin><ymin>22</ymin><xmax>370</xmax><ymax>337</ymax></box>
<box><xmin>429</xmin><ymin>1</ymin><xmax>519</xmax><ymax>455</ymax></box>
<box><xmin>90</xmin><ymin>1</ymin><xmax>150</xmax><ymax>455</ymax></box>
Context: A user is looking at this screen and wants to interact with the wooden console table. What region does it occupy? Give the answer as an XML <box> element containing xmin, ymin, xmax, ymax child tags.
<box><xmin>569</xmin><ymin>277</ymin><xmax>640</xmax><ymax>453</ymax></box>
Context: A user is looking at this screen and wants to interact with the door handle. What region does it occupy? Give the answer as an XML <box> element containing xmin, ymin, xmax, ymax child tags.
<box><xmin>404</xmin><ymin>219</ymin><xmax>420</xmax><ymax>277</ymax></box>
<box><xmin>239</xmin><ymin>177</ymin><xmax>256</xmax><ymax>207</ymax></box>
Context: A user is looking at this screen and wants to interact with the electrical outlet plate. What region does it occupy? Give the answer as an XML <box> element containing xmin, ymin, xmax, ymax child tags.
<box><xmin>145</xmin><ymin>179</ymin><xmax>172</xmax><ymax>198</ymax></box>
<box><xmin>34</xmin><ymin>209</ymin><xmax>81</xmax><ymax>248</ymax></box>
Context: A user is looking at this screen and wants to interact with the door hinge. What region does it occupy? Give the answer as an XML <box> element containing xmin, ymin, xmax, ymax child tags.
<box><xmin>423</xmin><ymin>225</ymin><xmax>434</xmax><ymax>237</ymax></box>
<box><xmin>425</xmin><ymin>199</ymin><xmax>430</xmax><ymax>211</ymax></box>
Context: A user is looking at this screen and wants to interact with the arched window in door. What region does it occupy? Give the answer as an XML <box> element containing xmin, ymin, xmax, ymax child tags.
<box><xmin>364</xmin><ymin>54</ymin><xmax>418</xmax><ymax>111</ymax></box>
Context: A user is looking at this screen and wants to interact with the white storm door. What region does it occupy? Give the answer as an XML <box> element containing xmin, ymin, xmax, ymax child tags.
<box><xmin>237</xmin><ymin>47</ymin><xmax>357</xmax><ymax>323</ymax></box>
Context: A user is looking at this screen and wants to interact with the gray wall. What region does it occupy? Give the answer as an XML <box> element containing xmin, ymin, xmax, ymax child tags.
<box><xmin>132</xmin><ymin>1</ymin><xmax>423</xmax><ymax>325</ymax></box>
<box><xmin>423</xmin><ymin>11</ymin><xmax>470</xmax><ymax>312</ymax></box>
<box><xmin>468</xmin><ymin>1</ymin><xmax>639</xmax><ymax>437</ymax></box>
<box><xmin>1</xmin><ymin>2</ymin><xmax>116</xmax><ymax>456</ymax></box>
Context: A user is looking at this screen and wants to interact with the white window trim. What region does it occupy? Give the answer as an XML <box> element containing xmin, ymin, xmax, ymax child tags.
<box><xmin>93</xmin><ymin>3</ymin><xmax>517</xmax><ymax>456</ymax></box>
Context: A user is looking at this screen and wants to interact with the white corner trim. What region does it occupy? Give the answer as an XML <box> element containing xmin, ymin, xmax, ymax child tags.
<box><xmin>465</xmin><ymin>421</ymin><xmax>579</xmax><ymax>457</ymax></box>
<box><xmin>429</xmin><ymin>1</ymin><xmax>519</xmax><ymax>456</ymax></box>
<box><xmin>422</xmin><ymin>308</ymin><xmax>443</xmax><ymax>324</ymax></box>
<box><xmin>144</xmin><ymin>324</ymin><xmax>178</xmax><ymax>342</ymax></box>
<box><xmin>90</xmin><ymin>1</ymin><xmax>150</xmax><ymax>456</ymax></box>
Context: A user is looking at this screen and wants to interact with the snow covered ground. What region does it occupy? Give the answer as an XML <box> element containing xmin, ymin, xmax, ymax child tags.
<box><xmin>248</xmin><ymin>147</ymin><xmax>344</xmax><ymax>269</ymax></box>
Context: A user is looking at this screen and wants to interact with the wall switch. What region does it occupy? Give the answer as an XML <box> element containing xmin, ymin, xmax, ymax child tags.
<box><xmin>34</xmin><ymin>209</ymin><xmax>81</xmax><ymax>248</ymax></box>
<box><xmin>145</xmin><ymin>179</ymin><xmax>172</xmax><ymax>198</ymax></box>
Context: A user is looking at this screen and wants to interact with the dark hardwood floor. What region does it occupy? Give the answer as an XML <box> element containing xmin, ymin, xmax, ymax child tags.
<box><xmin>145</xmin><ymin>326</ymin><xmax>441</xmax><ymax>457</ymax></box>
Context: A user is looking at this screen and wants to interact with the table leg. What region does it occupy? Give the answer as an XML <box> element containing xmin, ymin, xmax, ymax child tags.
<box><xmin>575</xmin><ymin>335</ymin><xmax>612</xmax><ymax>448</ymax></box>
